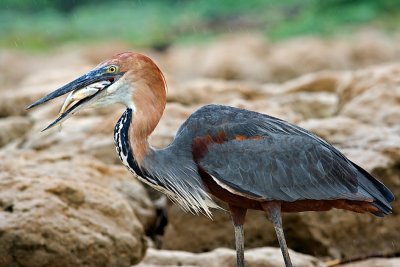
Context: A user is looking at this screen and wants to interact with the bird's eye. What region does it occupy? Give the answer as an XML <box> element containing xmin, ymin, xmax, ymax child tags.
<box><xmin>108</xmin><ymin>66</ymin><xmax>117</xmax><ymax>73</ymax></box>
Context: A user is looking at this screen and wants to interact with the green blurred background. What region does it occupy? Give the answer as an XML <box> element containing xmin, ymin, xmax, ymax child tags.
<box><xmin>0</xmin><ymin>0</ymin><xmax>399</xmax><ymax>51</ymax></box>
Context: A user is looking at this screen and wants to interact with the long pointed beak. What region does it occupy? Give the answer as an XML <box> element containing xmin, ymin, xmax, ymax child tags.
<box><xmin>26</xmin><ymin>68</ymin><xmax>112</xmax><ymax>110</ymax></box>
<box><xmin>27</xmin><ymin>67</ymin><xmax>122</xmax><ymax>131</ymax></box>
<box><xmin>40</xmin><ymin>80</ymin><xmax>111</xmax><ymax>132</ymax></box>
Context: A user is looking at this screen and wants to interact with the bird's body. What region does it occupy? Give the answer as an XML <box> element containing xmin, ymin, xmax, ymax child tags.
<box><xmin>115</xmin><ymin>103</ymin><xmax>392</xmax><ymax>216</ymax></box>
<box><xmin>28</xmin><ymin>52</ymin><xmax>394</xmax><ymax>267</ymax></box>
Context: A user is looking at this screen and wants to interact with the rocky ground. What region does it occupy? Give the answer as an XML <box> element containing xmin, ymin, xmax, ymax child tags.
<box><xmin>0</xmin><ymin>32</ymin><xmax>399</xmax><ymax>267</ymax></box>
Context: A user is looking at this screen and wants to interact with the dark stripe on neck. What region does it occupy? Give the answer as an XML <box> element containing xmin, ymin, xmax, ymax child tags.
<box><xmin>114</xmin><ymin>108</ymin><xmax>145</xmax><ymax>177</ymax></box>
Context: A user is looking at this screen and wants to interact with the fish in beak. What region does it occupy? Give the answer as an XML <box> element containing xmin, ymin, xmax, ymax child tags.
<box><xmin>27</xmin><ymin>66</ymin><xmax>123</xmax><ymax>131</ymax></box>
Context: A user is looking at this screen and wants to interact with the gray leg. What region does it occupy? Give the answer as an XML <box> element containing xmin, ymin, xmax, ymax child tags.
<box><xmin>262</xmin><ymin>202</ymin><xmax>293</xmax><ymax>267</ymax></box>
<box><xmin>234</xmin><ymin>224</ymin><xmax>245</xmax><ymax>267</ymax></box>
<box><xmin>229</xmin><ymin>205</ymin><xmax>247</xmax><ymax>267</ymax></box>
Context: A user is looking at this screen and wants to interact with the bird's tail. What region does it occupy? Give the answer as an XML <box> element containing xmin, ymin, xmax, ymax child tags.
<box><xmin>352</xmin><ymin>161</ymin><xmax>395</xmax><ymax>217</ymax></box>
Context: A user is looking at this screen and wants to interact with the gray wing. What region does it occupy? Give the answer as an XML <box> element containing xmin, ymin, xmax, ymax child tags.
<box><xmin>198</xmin><ymin>134</ymin><xmax>362</xmax><ymax>201</ymax></box>
<box><xmin>183</xmin><ymin>105</ymin><xmax>392</xmax><ymax>206</ymax></box>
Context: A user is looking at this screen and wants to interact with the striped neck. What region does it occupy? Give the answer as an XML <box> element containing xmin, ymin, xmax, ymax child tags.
<box><xmin>113</xmin><ymin>108</ymin><xmax>166</xmax><ymax>189</ymax></box>
<box><xmin>114</xmin><ymin>108</ymin><xmax>218</xmax><ymax>217</ymax></box>
<box><xmin>114</xmin><ymin>108</ymin><xmax>143</xmax><ymax>176</ymax></box>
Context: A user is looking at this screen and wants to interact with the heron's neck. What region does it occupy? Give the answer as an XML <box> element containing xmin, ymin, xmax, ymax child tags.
<box><xmin>114</xmin><ymin>108</ymin><xmax>144</xmax><ymax>177</ymax></box>
<box><xmin>115</xmin><ymin>99</ymin><xmax>164</xmax><ymax>170</ymax></box>
<box><xmin>114</xmin><ymin>108</ymin><xmax>158</xmax><ymax>175</ymax></box>
<box><xmin>127</xmin><ymin>73</ymin><xmax>166</xmax><ymax>163</ymax></box>
<box><xmin>114</xmin><ymin>109</ymin><xmax>219</xmax><ymax>217</ymax></box>
<box><xmin>129</xmin><ymin>105</ymin><xmax>164</xmax><ymax>163</ymax></box>
<box><xmin>114</xmin><ymin>108</ymin><xmax>165</xmax><ymax>187</ymax></box>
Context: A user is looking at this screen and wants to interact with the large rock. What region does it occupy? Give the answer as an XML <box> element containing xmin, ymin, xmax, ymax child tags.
<box><xmin>20</xmin><ymin>115</ymin><xmax>122</xmax><ymax>165</ymax></box>
<box><xmin>337</xmin><ymin>65</ymin><xmax>400</xmax><ymax>126</ymax></box>
<box><xmin>167</xmin><ymin>79</ymin><xmax>303</xmax><ymax>122</ymax></box>
<box><xmin>338</xmin><ymin>257</ymin><xmax>400</xmax><ymax>267</ymax></box>
<box><xmin>0</xmin><ymin>54</ymin><xmax>93</xmax><ymax>118</ymax></box>
<box><xmin>266</xmin><ymin>92</ymin><xmax>338</xmax><ymax>119</ymax></box>
<box><xmin>0</xmin><ymin>116</ymin><xmax>33</xmax><ymax>147</ymax></box>
<box><xmin>167</xmin><ymin>78</ymin><xmax>272</xmax><ymax>107</ymax></box>
<box><xmin>163</xmin><ymin>34</ymin><xmax>270</xmax><ymax>82</ymax></box>
<box><xmin>134</xmin><ymin>247</ymin><xmax>325</xmax><ymax>267</ymax></box>
<box><xmin>162</xmin><ymin>203</ymin><xmax>276</xmax><ymax>252</ymax></box>
<box><xmin>0</xmin><ymin>150</ymin><xmax>155</xmax><ymax>267</ymax></box>
<box><xmin>163</xmin><ymin>197</ymin><xmax>399</xmax><ymax>259</ymax></box>
<box><xmin>162</xmin><ymin>31</ymin><xmax>400</xmax><ymax>83</ymax></box>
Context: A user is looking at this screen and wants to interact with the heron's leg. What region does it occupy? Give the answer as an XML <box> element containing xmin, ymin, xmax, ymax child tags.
<box><xmin>229</xmin><ymin>204</ymin><xmax>247</xmax><ymax>267</ymax></box>
<box><xmin>261</xmin><ymin>202</ymin><xmax>293</xmax><ymax>267</ymax></box>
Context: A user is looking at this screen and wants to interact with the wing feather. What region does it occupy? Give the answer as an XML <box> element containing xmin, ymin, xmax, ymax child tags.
<box><xmin>174</xmin><ymin>105</ymin><xmax>392</xmax><ymax>211</ymax></box>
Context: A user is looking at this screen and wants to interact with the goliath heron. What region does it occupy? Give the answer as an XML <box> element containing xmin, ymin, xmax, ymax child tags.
<box><xmin>27</xmin><ymin>52</ymin><xmax>394</xmax><ymax>267</ymax></box>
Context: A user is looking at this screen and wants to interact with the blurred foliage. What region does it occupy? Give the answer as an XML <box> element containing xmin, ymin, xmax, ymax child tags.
<box><xmin>0</xmin><ymin>0</ymin><xmax>399</xmax><ymax>50</ymax></box>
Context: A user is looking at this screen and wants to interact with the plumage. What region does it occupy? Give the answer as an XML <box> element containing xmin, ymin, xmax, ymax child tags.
<box><xmin>184</xmin><ymin>105</ymin><xmax>393</xmax><ymax>213</ymax></box>
<box><xmin>114</xmin><ymin>108</ymin><xmax>219</xmax><ymax>217</ymax></box>
<box><xmin>28</xmin><ymin>52</ymin><xmax>394</xmax><ymax>267</ymax></box>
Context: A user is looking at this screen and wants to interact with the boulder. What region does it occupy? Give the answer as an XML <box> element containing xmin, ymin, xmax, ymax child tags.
<box><xmin>338</xmin><ymin>257</ymin><xmax>400</xmax><ymax>267</ymax></box>
<box><xmin>0</xmin><ymin>55</ymin><xmax>93</xmax><ymax>118</ymax></box>
<box><xmin>134</xmin><ymin>247</ymin><xmax>325</xmax><ymax>267</ymax></box>
<box><xmin>162</xmin><ymin>31</ymin><xmax>400</xmax><ymax>83</ymax></box>
<box><xmin>337</xmin><ymin>65</ymin><xmax>400</xmax><ymax>126</ymax></box>
<box><xmin>0</xmin><ymin>116</ymin><xmax>33</xmax><ymax>147</ymax></box>
<box><xmin>266</xmin><ymin>92</ymin><xmax>338</xmax><ymax>119</ymax></box>
<box><xmin>167</xmin><ymin>79</ymin><xmax>268</xmax><ymax>106</ymax></box>
<box><xmin>0</xmin><ymin>92</ymin><xmax>33</xmax><ymax>117</ymax></box>
<box><xmin>166</xmin><ymin>79</ymin><xmax>304</xmax><ymax>123</ymax></box>
<box><xmin>162</xmin><ymin>203</ymin><xmax>276</xmax><ymax>253</ymax></box>
<box><xmin>163</xmin><ymin>34</ymin><xmax>270</xmax><ymax>82</ymax></box>
<box><xmin>162</xmin><ymin>197</ymin><xmax>399</xmax><ymax>259</ymax></box>
<box><xmin>0</xmin><ymin>150</ymin><xmax>155</xmax><ymax>267</ymax></box>
<box><xmin>20</xmin><ymin>115</ymin><xmax>122</xmax><ymax>165</ymax></box>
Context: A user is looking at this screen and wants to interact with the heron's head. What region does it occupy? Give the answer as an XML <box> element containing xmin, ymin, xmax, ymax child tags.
<box><xmin>27</xmin><ymin>52</ymin><xmax>167</xmax><ymax>131</ymax></box>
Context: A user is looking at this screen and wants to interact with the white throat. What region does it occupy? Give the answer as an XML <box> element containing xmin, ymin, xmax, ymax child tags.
<box><xmin>92</xmin><ymin>78</ymin><xmax>135</xmax><ymax>109</ymax></box>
